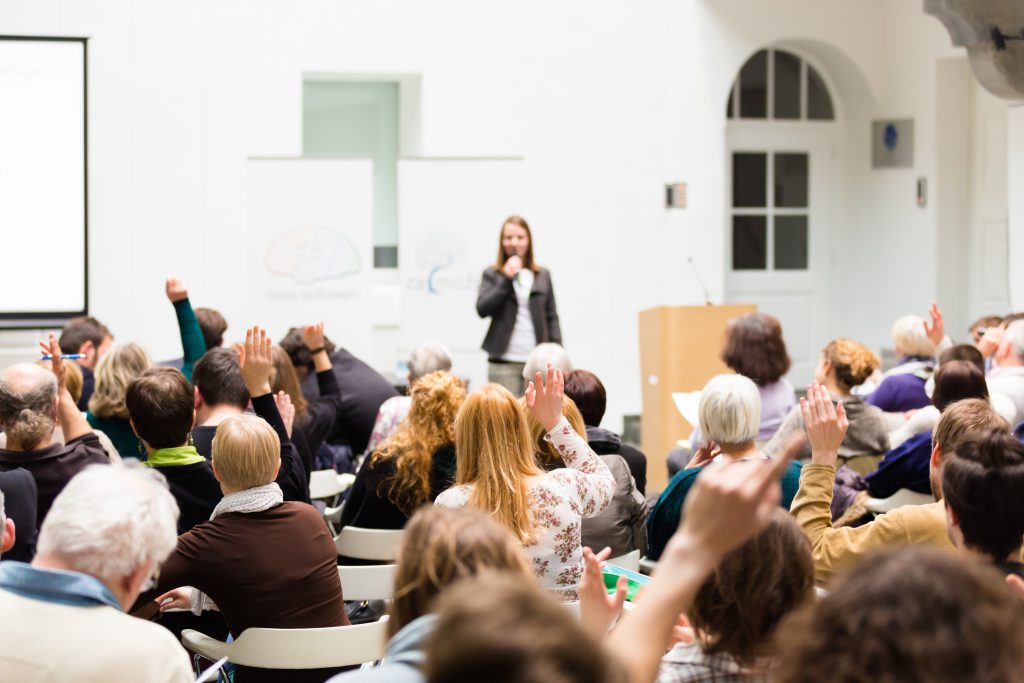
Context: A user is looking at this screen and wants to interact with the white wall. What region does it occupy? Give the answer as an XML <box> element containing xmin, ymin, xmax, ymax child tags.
<box><xmin>0</xmin><ymin>0</ymin><xmax>980</xmax><ymax>431</ymax></box>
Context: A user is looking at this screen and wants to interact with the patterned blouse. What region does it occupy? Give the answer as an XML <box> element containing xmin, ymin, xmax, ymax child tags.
<box><xmin>364</xmin><ymin>396</ymin><xmax>412</xmax><ymax>456</ymax></box>
<box><xmin>435</xmin><ymin>417</ymin><xmax>615</xmax><ymax>600</ymax></box>
<box><xmin>657</xmin><ymin>642</ymin><xmax>770</xmax><ymax>683</ymax></box>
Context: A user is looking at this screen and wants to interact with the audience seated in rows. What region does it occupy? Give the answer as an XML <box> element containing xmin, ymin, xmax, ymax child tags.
<box><xmin>525</xmin><ymin>395</ymin><xmax>647</xmax><ymax>558</ymax></box>
<box><xmin>891</xmin><ymin>344</ymin><xmax>1017</xmax><ymax>447</ymax></box>
<box><xmin>147</xmin><ymin>412</ymin><xmax>347</xmax><ymax>683</ymax></box>
<box><xmin>280</xmin><ymin>328</ymin><xmax>399</xmax><ymax>468</ymax></box>
<box><xmin>340</xmin><ymin>371</ymin><xmax>464</xmax><ymax>540</ymax></box>
<box><xmin>328</xmin><ymin>506</ymin><xmax>533</xmax><ymax>683</ymax></box>
<box><xmin>365</xmin><ymin>341</ymin><xmax>452</xmax><ymax>456</ymax></box>
<box><xmin>565</xmin><ymin>368</ymin><xmax>648</xmax><ymax>495</ymax></box>
<box><xmin>270</xmin><ymin>322</ymin><xmax>344</xmax><ymax>475</ymax></box>
<box><xmin>126</xmin><ymin>367</ymin><xmax>221</xmax><ymax>533</ymax></box>
<box><xmin>435</xmin><ymin>369</ymin><xmax>614</xmax><ymax>601</ymax></box>
<box><xmin>190</xmin><ymin>330</ymin><xmax>309</xmax><ymax>503</ymax></box>
<box><xmin>764</xmin><ymin>339</ymin><xmax>888</xmax><ymax>460</ymax></box>
<box><xmin>0</xmin><ymin>464</ymin><xmax>193</xmax><ymax>682</ymax></box>
<box><xmin>668</xmin><ymin>314</ymin><xmax>796</xmax><ymax>479</ymax></box>
<box><xmin>791</xmin><ymin>390</ymin><xmax>1007</xmax><ymax>583</ymax></box>
<box><xmin>647</xmin><ymin>374</ymin><xmax>803</xmax><ymax>561</ymax></box>
<box><xmin>57</xmin><ymin>315</ymin><xmax>112</xmax><ymax>411</ymax></box>
<box><xmin>773</xmin><ymin>547</ymin><xmax>1024</xmax><ymax>683</ymax></box>
<box><xmin>830</xmin><ymin>359</ymin><xmax>993</xmax><ymax>524</ymax></box>
<box><xmin>861</xmin><ymin>308</ymin><xmax>943</xmax><ymax>412</ymax></box>
<box><xmin>0</xmin><ymin>337</ymin><xmax>108</xmax><ymax>531</ymax></box>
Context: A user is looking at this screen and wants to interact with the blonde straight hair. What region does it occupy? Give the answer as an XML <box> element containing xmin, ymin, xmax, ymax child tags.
<box><xmin>88</xmin><ymin>343</ymin><xmax>152</xmax><ymax>419</ymax></box>
<box><xmin>454</xmin><ymin>384</ymin><xmax>541</xmax><ymax>545</ymax></box>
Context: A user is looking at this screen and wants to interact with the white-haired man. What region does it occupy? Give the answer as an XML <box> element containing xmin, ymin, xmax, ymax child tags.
<box><xmin>985</xmin><ymin>319</ymin><xmax>1024</xmax><ymax>423</ymax></box>
<box><xmin>0</xmin><ymin>335</ymin><xmax>108</xmax><ymax>528</ymax></box>
<box><xmin>0</xmin><ymin>464</ymin><xmax>191</xmax><ymax>682</ymax></box>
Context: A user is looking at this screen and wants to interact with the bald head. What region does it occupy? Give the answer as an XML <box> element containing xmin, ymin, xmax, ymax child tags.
<box><xmin>0</xmin><ymin>363</ymin><xmax>58</xmax><ymax>451</ymax></box>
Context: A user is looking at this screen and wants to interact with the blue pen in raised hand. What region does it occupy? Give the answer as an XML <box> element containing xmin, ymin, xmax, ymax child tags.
<box><xmin>40</xmin><ymin>354</ymin><xmax>85</xmax><ymax>360</ymax></box>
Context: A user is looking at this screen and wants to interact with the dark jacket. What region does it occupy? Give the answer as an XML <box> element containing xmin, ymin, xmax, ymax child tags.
<box><xmin>0</xmin><ymin>469</ymin><xmax>37</xmax><ymax>561</ymax></box>
<box><xmin>476</xmin><ymin>267</ymin><xmax>561</xmax><ymax>359</ymax></box>
<box><xmin>299</xmin><ymin>350</ymin><xmax>399</xmax><ymax>457</ymax></box>
<box><xmin>155</xmin><ymin>461</ymin><xmax>223</xmax><ymax>534</ymax></box>
<box><xmin>0</xmin><ymin>433</ymin><xmax>109</xmax><ymax>530</ymax></box>
<box><xmin>586</xmin><ymin>426</ymin><xmax>648</xmax><ymax>496</ymax></box>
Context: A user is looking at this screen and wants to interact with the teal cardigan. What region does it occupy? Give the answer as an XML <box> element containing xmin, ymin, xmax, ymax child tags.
<box><xmin>646</xmin><ymin>459</ymin><xmax>803</xmax><ymax>561</ymax></box>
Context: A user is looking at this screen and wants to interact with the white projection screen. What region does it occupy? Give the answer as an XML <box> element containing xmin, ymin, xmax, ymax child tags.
<box><xmin>0</xmin><ymin>37</ymin><xmax>87</xmax><ymax>325</ymax></box>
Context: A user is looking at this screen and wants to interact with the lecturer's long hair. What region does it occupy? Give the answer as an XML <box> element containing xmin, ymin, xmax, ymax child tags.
<box><xmin>454</xmin><ymin>384</ymin><xmax>541</xmax><ymax>545</ymax></box>
<box><xmin>493</xmin><ymin>215</ymin><xmax>539</xmax><ymax>273</ymax></box>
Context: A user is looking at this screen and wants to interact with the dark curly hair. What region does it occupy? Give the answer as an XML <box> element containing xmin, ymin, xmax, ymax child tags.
<box><xmin>721</xmin><ymin>314</ymin><xmax>791</xmax><ymax>386</ymax></box>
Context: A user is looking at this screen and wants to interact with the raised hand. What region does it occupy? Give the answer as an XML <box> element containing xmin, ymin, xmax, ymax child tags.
<box><xmin>302</xmin><ymin>321</ymin><xmax>326</xmax><ymax>351</ymax></box>
<box><xmin>800</xmin><ymin>382</ymin><xmax>848</xmax><ymax>466</ymax></box>
<box><xmin>578</xmin><ymin>546</ymin><xmax>628</xmax><ymax>640</ymax></box>
<box><xmin>923</xmin><ymin>302</ymin><xmax>945</xmax><ymax>347</ymax></box>
<box><xmin>977</xmin><ymin>324</ymin><xmax>1005</xmax><ymax>359</ymax></box>
<box><xmin>238</xmin><ymin>326</ymin><xmax>273</xmax><ymax>397</ymax></box>
<box><xmin>165</xmin><ymin>276</ymin><xmax>188</xmax><ymax>303</ymax></box>
<box><xmin>38</xmin><ymin>333</ymin><xmax>67</xmax><ymax>392</ymax></box>
<box><xmin>274</xmin><ymin>390</ymin><xmax>295</xmax><ymax>437</ymax></box>
<box><xmin>525</xmin><ymin>364</ymin><xmax>564</xmax><ymax>432</ymax></box>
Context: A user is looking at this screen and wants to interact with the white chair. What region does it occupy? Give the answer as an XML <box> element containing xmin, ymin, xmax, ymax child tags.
<box><xmin>181</xmin><ymin>617</ymin><xmax>389</xmax><ymax>675</ymax></box>
<box><xmin>607</xmin><ymin>549</ymin><xmax>641</xmax><ymax>572</ymax></box>
<box><xmin>638</xmin><ymin>556</ymin><xmax>657</xmax><ymax>575</ymax></box>
<box><xmin>309</xmin><ymin>470</ymin><xmax>355</xmax><ymax>502</ymax></box>
<box><xmin>865</xmin><ymin>488</ymin><xmax>934</xmax><ymax>514</ymax></box>
<box><xmin>334</xmin><ymin>526</ymin><xmax>404</xmax><ymax>562</ymax></box>
<box><xmin>338</xmin><ymin>564</ymin><xmax>397</xmax><ymax>602</ymax></box>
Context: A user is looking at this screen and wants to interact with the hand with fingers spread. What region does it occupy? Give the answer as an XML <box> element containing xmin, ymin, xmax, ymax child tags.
<box><xmin>801</xmin><ymin>382</ymin><xmax>848</xmax><ymax>466</ymax></box>
<box><xmin>525</xmin><ymin>364</ymin><xmax>565</xmax><ymax>432</ymax></box>
<box><xmin>685</xmin><ymin>440</ymin><xmax>718</xmax><ymax>470</ymax></box>
<box><xmin>579</xmin><ymin>546</ymin><xmax>628</xmax><ymax>640</ymax></box>
<box><xmin>238</xmin><ymin>326</ymin><xmax>274</xmax><ymax>397</ymax></box>
<box><xmin>302</xmin><ymin>321</ymin><xmax>325</xmax><ymax>351</ymax></box>
<box><xmin>923</xmin><ymin>302</ymin><xmax>945</xmax><ymax>347</ymax></box>
<box><xmin>164</xmin><ymin>276</ymin><xmax>188</xmax><ymax>303</ymax></box>
<box><xmin>274</xmin><ymin>391</ymin><xmax>295</xmax><ymax>438</ymax></box>
<box><xmin>38</xmin><ymin>333</ymin><xmax>67</xmax><ymax>392</ymax></box>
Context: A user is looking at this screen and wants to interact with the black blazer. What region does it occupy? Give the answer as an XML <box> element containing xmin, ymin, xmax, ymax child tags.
<box><xmin>476</xmin><ymin>266</ymin><xmax>562</xmax><ymax>360</ymax></box>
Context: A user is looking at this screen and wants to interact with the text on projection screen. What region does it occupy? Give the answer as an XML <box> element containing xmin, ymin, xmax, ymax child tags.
<box><xmin>0</xmin><ymin>39</ymin><xmax>85</xmax><ymax>314</ymax></box>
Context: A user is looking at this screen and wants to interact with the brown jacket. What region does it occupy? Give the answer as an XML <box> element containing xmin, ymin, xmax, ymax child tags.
<box><xmin>155</xmin><ymin>502</ymin><xmax>347</xmax><ymax>683</ymax></box>
<box><xmin>790</xmin><ymin>463</ymin><xmax>953</xmax><ymax>584</ymax></box>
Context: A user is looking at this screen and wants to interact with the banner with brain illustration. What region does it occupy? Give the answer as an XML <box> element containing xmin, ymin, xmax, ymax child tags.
<box><xmin>248</xmin><ymin>159</ymin><xmax>373</xmax><ymax>359</ymax></box>
<box><xmin>398</xmin><ymin>158</ymin><xmax>524</xmax><ymax>390</ymax></box>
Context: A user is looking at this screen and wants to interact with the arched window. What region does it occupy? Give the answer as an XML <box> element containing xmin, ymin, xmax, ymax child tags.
<box><xmin>726</xmin><ymin>48</ymin><xmax>834</xmax><ymax>121</ymax></box>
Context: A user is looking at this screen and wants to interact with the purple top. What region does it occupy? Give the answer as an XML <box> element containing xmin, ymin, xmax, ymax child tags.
<box><xmin>865</xmin><ymin>357</ymin><xmax>934</xmax><ymax>413</ymax></box>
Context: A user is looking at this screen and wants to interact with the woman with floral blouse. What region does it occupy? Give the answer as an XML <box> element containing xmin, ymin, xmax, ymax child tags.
<box><xmin>435</xmin><ymin>366</ymin><xmax>615</xmax><ymax>601</ymax></box>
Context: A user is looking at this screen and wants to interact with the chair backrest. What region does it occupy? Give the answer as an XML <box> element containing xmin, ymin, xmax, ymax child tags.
<box><xmin>216</xmin><ymin>618</ymin><xmax>390</xmax><ymax>669</ymax></box>
<box><xmin>865</xmin><ymin>488</ymin><xmax>934</xmax><ymax>514</ymax></box>
<box><xmin>309</xmin><ymin>469</ymin><xmax>344</xmax><ymax>500</ymax></box>
<box><xmin>638</xmin><ymin>556</ymin><xmax>657</xmax><ymax>576</ymax></box>
<box><xmin>607</xmin><ymin>549</ymin><xmax>641</xmax><ymax>572</ymax></box>
<box><xmin>338</xmin><ymin>564</ymin><xmax>398</xmax><ymax>602</ymax></box>
<box><xmin>335</xmin><ymin>526</ymin><xmax>404</xmax><ymax>562</ymax></box>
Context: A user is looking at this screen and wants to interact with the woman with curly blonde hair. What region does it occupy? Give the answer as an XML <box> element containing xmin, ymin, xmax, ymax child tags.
<box><xmin>338</xmin><ymin>371</ymin><xmax>465</xmax><ymax>546</ymax></box>
<box><xmin>86</xmin><ymin>342</ymin><xmax>152</xmax><ymax>458</ymax></box>
<box><xmin>764</xmin><ymin>338</ymin><xmax>889</xmax><ymax>460</ymax></box>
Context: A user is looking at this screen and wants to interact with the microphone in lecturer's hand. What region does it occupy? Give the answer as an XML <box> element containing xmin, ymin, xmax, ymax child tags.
<box><xmin>687</xmin><ymin>256</ymin><xmax>713</xmax><ymax>306</ymax></box>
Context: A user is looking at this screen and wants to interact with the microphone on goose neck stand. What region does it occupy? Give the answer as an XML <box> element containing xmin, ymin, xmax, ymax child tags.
<box><xmin>687</xmin><ymin>256</ymin><xmax>714</xmax><ymax>307</ymax></box>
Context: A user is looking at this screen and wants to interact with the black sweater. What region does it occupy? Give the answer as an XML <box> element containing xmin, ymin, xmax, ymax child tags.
<box><xmin>293</xmin><ymin>369</ymin><xmax>344</xmax><ymax>474</ymax></box>
<box><xmin>156</xmin><ymin>461</ymin><xmax>222</xmax><ymax>534</ymax></box>
<box><xmin>339</xmin><ymin>443</ymin><xmax>457</xmax><ymax>531</ymax></box>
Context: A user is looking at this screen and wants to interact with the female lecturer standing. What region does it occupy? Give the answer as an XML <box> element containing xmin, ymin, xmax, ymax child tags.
<box><xmin>476</xmin><ymin>215</ymin><xmax>561</xmax><ymax>394</ymax></box>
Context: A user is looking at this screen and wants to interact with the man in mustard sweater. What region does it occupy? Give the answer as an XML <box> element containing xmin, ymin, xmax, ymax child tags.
<box><xmin>792</xmin><ymin>388</ymin><xmax>1008</xmax><ymax>583</ymax></box>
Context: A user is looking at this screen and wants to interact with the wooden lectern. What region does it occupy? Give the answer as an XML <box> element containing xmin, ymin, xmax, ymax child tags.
<box><xmin>638</xmin><ymin>304</ymin><xmax>756</xmax><ymax>492</ymax></box>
